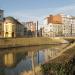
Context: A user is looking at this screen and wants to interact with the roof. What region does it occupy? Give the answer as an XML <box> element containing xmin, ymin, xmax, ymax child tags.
<box><xmin>5</xmin><ymin>16</ymin><xmax>22</xmax><ymax>25</ymax></box>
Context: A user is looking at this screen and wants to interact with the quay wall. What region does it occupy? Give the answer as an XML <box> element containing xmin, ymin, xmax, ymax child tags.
<box><xmin>0</xmin><ymin>37</ymin><xmax>64</xmax><ymax>48</ymax></box>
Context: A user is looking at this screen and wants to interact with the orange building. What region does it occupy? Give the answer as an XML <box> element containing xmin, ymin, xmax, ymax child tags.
<box><xmin>46</xmin><ymin>15</ymin><xmax>62</xmax><ymax>24</ymax></box>
<box><xmin>52</xmin><ymin>15</ymin><xmax>62</xmax><ymax>24</ymax></box>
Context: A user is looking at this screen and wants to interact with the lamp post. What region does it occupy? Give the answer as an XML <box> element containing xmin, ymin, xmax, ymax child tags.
<box><xmin>71</xmin><ymin>24</ymin><xmax>72</xmax><ymax>36</ymax></box>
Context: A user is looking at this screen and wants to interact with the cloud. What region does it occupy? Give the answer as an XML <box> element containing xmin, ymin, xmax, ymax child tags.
<box><xmin>4</xmin><ymin>4</ymin><xmax>75</xmax><ymax>29</ymax></box>
<box><xmin>51</xmin><ymin>5</ymin><xmax>75</xmax><ymax>15</ymax></box>
<box><xmin>5</xmin><ymin>4</ymin><xmax>75</xmax><ymax>23</ymax></box>
<box><xmin>4</xmin><ymin>8</ymin><xmax>52</xmax><ymax>22</ymax></box>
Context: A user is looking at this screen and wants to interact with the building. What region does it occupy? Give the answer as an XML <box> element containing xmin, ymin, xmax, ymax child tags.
<box><xmin>42</xmin><ymin>14</ymin><xmax>62</xmax><ymax>37</ymax></box>
<box><xmin>61</xmin><ymin>14</ymin><xmax>71</xmax><ymax>37</ymax></box>
<box><xmin>0</xmin><ymin>9</ymin><xmax>4</xmax><ymax>37</ymax></box>
<box><xmin>22</xmin><ymin>21</ymin><xmax>36</xmax><ymax>37</ymax></box>
<box><xmin>24</xmin><ymin>21</ymin><xmax>36</xmax><ymax>32</ymax></box>
<box><xmin>38</xmin><ymin>28</ymin><xmax>42</xmax><ymax>37</ymax></box>
<box><xmin>4</xmin><ymin>17</ymin><xmax>24</xmax><ymax>38</ymax></box>
<box><xmin>71</xmin><ymin>17</ymin><xmax>75</xmax><ymax>36</ymax></box>
<box><xmin>0</xmin><ymin>9</ymin><xmax>4</xmax><ymax>21</ymax></box>
<box><xmin>42</xmin><ymin>23</ymin><xmax>54</xmax><ymax>37</ymax></box>
<box><xmin>61</xmin><ymin>14</ymin><xmax>75</xmax><ymax>37</ymax></box>
<box><xmin>48</xmin><ymin>15</ymin><xmax>62</xmax><ymax>24</ymax></box>
<box><xmin>43</xmin><ymin>14</ymin><xmax>75</xmax><ymax>37</ymax></box>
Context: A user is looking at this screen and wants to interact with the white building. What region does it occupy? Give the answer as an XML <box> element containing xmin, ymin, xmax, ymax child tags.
<box><xmin>71</xmin><ymin>17</ymin><xmax>75</xmax><ymax>36</ymax></box>
<box><xmin>61</xmin><ymin>14</ymin><xmax>75</xmax><ymax>37</ymax></box>
<box><xmin>42</xmin><ymin>15</ymin><xmax>62</xmax><ymax>37</ymax></box>
<box><xmin>43</xmin><ymin>14</ymin><xmax>75</xmax><ymax>37</ymax></box>
<box><xmin>42</xmin><ymin>17</ymin><xmax>54</xmax><ymax>37</ymax></box>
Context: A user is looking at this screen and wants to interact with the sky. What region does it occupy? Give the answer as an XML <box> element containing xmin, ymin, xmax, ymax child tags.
<box><xmin>0</xmin><ymin>0</ymin><xmax>75</xmax><ymax>27</ymax></box>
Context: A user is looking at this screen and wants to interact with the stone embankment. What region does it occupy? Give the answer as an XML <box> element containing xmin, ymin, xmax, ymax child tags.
<box><xmin>0</xmin><ymin>37</ymin><xmax>66</xmax><ymax>48</ymax></box>
<box><xmin>41</xmin><ymin>42</ymin><xmax>75</xmax><ymax>75</ymax></box>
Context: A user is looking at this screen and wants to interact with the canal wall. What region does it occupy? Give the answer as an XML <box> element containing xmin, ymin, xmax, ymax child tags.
<box><xmin>0</xmin><ymin>37</ymin><xmax>65</xmax><ymax>48</ymax></box>
<box><xmin>41</xmin><ymin>42</ymin><xmax>75</xmax><ymax>75</ymax></box>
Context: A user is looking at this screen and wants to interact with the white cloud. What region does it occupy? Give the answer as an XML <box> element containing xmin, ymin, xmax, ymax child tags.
<box><xmin>51</xmin><ymin>5</ymin><xmax>75</xmax><ymax>15</ymax></box>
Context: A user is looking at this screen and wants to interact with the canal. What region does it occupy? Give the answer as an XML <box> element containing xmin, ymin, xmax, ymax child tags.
<box><xmin>0</xmin><ymin>44</ymin><xmax>68</xmax><ymax>75</ymax></box>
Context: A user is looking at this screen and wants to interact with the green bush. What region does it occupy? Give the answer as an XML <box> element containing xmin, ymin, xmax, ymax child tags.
<box><xmin>41</xmin><ymin>57</ymin><xmax>75</xmax><ymax>75</ymax></box>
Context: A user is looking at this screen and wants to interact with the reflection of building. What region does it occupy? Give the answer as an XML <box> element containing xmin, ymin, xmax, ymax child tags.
<box><xmin>4</xmin><ymin>17</ymin><xmax>24</xmax><ymax>37</ymax></box>
<box><xmin>44</xmin><ymin>49</ymin><xmax>54</xmax><ymax>62</ymax></box>
<box><xmin>3</xmin><ymin>51</ymin><xmax>27</xmax><ymax>68</ymax></box>
<box><xmin>4</xmin><ymin>53</ymin><xmax>15</xmax><ymax>67</ymax></box>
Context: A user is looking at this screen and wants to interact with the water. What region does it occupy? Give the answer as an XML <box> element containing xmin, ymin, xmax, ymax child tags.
<box><xmin>0</xmin><ymin>44</ymin><xmax>67</xmax><ymax>75</ymax></box>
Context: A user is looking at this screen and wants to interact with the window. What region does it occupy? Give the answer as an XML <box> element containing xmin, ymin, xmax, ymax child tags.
<box><xmin>6</xmin><ymin>32</ymin><xmax>8</xmax><ymax>34</ymax></box>
<box><xmin>0</xmin><ymin>15</ymin><xmax>1</xmax><ymax>18</ymax></box>
<box><xmin>0</xmin><ymin>32</ymin><xmax>1</xmax><ymax>35</ymax></box>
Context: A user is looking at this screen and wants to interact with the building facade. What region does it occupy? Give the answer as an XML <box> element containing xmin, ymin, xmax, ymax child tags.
<box><xmin>43</xmin><ymin>14</ymin><xmax>75</xmax><ymax>37</ymax></box>
<box><xmin>61</xmin><ymin>14</ymin><xmax>75</xmax><ymax>37</ymax></box>
<box><xmin>42</xmin><ymin>15</ymin><xmax>62</xmax><ymax>37</ymax></box>
<box><xmin>71</xmin><ymin>17</ymin><xmax>75</xmax><ymax>36</ymax></box>
<box><xmin>22</xmin><ymin>21</ymin><xmax>36</xmax><ymax>37</ymax></box>
<box><xmin>4</xmin><ymin>17</ymin><xmax>24</xmax><ymax>38</ymax></box>
<box><xmin>0</xmin><ymin>9</ymin><xmax>4</xmax><ymax>37</ymax></box>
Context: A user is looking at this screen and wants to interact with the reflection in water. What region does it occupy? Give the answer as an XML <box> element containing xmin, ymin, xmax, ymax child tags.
<box><xmin>0</xmin><ymin>44</ymin><xmax>67</xmax><ymax>75</ymax></box>
<box><xmin>4</xmin><ymin>53</ymin><xmax>15</xmax><ymax>67</ymax></box>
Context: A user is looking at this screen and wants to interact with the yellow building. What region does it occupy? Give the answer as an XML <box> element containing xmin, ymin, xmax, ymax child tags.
<box><xmin>4</xmin><ymin>17</ymin><xmax>15</xmax><ymax>37</ymax></box>
<box><xmin>4</xmin><ymin>17</ymin><xmax>24</xmax><ymax>38</ymax></box>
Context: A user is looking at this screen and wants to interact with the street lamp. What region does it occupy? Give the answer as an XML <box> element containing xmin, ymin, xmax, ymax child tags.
<box><xmin>35</xmin><ymin>21</ymin><xmax>38</xmax><ymax>37</ymax></box>
<box><xmin>71</xmin><ymin>24</ymin><xmax>72</xmax><ymax>36</ymax></box>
